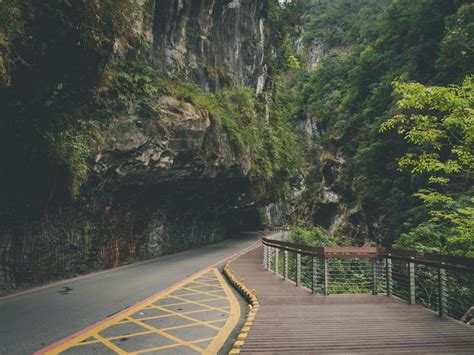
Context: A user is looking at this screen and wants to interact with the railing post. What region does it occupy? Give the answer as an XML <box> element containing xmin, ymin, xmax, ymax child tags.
<box><xmin>267</xmin><ymin>247</ymin><xmax>272</xmax><ymax>271</ymax></box>
<box><xmin>372</xmin><ymin>258</ymin><xmax>378</xmax><ymax>295</ymax></box>
<box><xmin>312</xmin><ymin>256</ymin><xmax>318</xmax><ymax>294</ymax></box>
<box><xmin>324</xmin><ymin>258</ymin><xmax>329</xmax><ymax>295</ymax></box>
<box><xmin>409</xmin><ymin>258</ymin><xmax>416</xmax><ymax>305</ymax></box>
<box><xmin>284</xmin><ymin>250</ymin><xmax>288</xmax><ymax>280</ymax></box>
<box><xmin>296</xmin><ymin>252</ymin><xmax>301</xmax><ymax>286</ymax></box>
<box><xmin>274</xmin><ymin>248</ymin><xmax>279</xmax><ymax>275</ymax></box>
<box><xmin>263</xmin><ymin>244</ymin><xmax>268</xmax><ymax>269</ymax></box>
<box><xmin>386</xmin><ymin>256</ymin><xmax>392</xmax><ymax>297</ymax></box>
<box><xmin>438</xmin><ymin>265</ymin><xmax>447</xmax><ymax>317</ymax></box>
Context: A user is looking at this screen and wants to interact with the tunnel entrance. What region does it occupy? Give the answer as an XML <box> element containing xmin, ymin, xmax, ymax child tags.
<box><xmin>225</xmin><ymin>207</ymin><xmax>262</xmax><ymax>233</ymax></box>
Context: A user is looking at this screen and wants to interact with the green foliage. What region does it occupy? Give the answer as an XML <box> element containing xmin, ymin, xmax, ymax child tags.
<box><xmin>0</xmin><ymin>0</ymin><xmax>151</xmax><ymax>200</ymax></box>
<box><xmin>45</xmin><ymin>120</ymin><xmax>104</xmax><ymax>198</ymax></box>
<box><xmin>97</xmin><ymin>60</ymin><xmax>160</xmax><ymax>120</ymax></box>
<box><xmin>382</xmin><ymin>77</ymin><xmax>474</xmax><ymax>256</ymax></box>
<box><xmin>267</xmin><ymin>0</ymin><xmax>304</xmax><ymax>73</ymax></box>
<box><xmin>381</xmin><ymin>77</ymin><xmax>473</xmax><ymax>183</ymax></box>
<box><xmin>0</xmin><ymin>1</ymin><xmax>23</xmax><ymax>87</ymax></box>
<box><xmin>290</xmin><ymin>220</ymin><xmax>337</xmax><ymax>247</ymax></box>
<box><xmin>284</xmin><ymin>0</ymin><xmax>473</xmax><ymax>249</ymax></box>
<box><xmin>154</xmin><ymin>78</ymin><xmax>301</xmax><ymax>199</ymax></box>
<box><xmin>436</xmin><ymin>4</ymin><xmax>474</xmax><ymax>84</ymax></box>
<box><xmin>302</xmin><ymin>0</ymin><xmax>388</xmax><ymax>48</ymax></box>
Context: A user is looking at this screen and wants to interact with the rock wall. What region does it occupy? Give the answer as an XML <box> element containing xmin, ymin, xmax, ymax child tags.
<box><xmin>293</xmin><ymin>32</ymin><xmax>372</xmax><ymax>243</ymax></box>
<box><xmin>151</xmin><ymin>0</ymin><xmax>268</xmax><ymax>92</ymax></box>
<box><xmin>0</xmin><ymin>94</ymin><xmax>254</xmax><ymax>294</ymax></box>
<box><xmin>0</xmin><ymin>198</ymin><xmax>228</xmax><ymax>293</ymax></box>
<box><xmin>0</xmin><ymin>0</ymin><xmax>270</xmax><ymax>295</ymax></box>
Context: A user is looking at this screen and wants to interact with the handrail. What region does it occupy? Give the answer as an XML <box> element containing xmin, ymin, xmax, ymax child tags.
<box><xmin>262</xmin><ymin>237</ymin><xmax>474</xmax><ymax>273</ymax></box>
<box><xmin>262</xmin><ymin>236</ymin><xmax>474</xmax><ymax>321</ymax></box>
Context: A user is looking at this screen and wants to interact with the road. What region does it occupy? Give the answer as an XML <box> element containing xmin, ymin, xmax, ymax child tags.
<box><xmin>0</xmin><ymin>232</ymin><xmax>259</xmax><ymax>354</ymax></box>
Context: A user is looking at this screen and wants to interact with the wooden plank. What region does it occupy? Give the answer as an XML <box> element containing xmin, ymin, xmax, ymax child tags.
<box><xmin>231</xmin><ymin>245</ymin><xmax>474</xmax><ymax>354</ymax></box>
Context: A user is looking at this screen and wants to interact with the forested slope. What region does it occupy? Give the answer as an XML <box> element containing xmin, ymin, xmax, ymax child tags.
<box><xmin>276</xmin><ymin>0</ymin><xmax>473</xmax><ymax>256</ymax></box>
<box><xmin>0</xmin><ymin>0</ymin><xmax>472</xmax><ymax>294</ymax></box>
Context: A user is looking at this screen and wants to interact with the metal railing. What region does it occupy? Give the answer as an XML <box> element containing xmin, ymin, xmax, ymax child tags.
<box><xmin>262</xmin><ymin>237</ymin><xmax>474</xmax><ymax>323</ymax></box>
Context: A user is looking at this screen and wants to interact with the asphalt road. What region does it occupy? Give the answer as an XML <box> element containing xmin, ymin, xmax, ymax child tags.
<box><xmin>0</xmin><ymin>232</ymin><xmax>259</xmax><ymax>355</ymax></box>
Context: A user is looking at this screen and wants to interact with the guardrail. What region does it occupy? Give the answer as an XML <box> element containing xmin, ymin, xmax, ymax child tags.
<box><xmin>262</xmin><ymin>237</ymin><xmax>474</xmax><ymax>323</ymax></box>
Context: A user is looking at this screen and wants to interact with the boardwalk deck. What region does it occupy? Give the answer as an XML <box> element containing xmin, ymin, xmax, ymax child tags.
<box><xmin>231</xmin><ymin>245</ymin><xmax>474</xmax><ymax>354</ymax></box>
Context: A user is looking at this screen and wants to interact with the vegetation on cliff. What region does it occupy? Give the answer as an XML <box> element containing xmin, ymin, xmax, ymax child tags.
<box><xmin>0</xmin><ymin>0</ymin><xmax>301</xmax><ymax>209</ymax></box>
<box><xmin>0</xmin><ymin>0</ymin><xmax>147</xmax><ymax>204</ymax></box>
<box><xmin>1</xmin><ymin>0</ymin><xmax>472</xmax><ymax>258</ymax></box>
<box><xmin>276</xmin><ymin>0</ymin><xmax>473</xmax><ymax>256</ymax></box>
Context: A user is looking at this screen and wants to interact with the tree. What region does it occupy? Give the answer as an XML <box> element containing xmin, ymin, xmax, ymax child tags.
<box><xmin>381</xmin><ymin>76</ymin><xmax>474</xmax><ymax>256</ymax></box>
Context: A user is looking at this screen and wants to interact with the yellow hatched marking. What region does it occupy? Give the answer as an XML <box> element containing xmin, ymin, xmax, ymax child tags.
<box><xmin>94</xmin><ymin>334</ymin><xmax>127</xmax><ymax>354</ymax></box>
<box><xmin>180</xmin><ymin>286</ymin><xmax>228</xmax><ymax>298</ymax></box>
<box><xmin>203</xmin><ymin>269</ymin><xmax>240</xmax><ymax>355</ymax></box>
<box><xmin>43</xmin><ymin>268</ymin><xmax>240</xmax><ymax>355</ymax></box>
<box><xmin>161</xmin><ymin>295</ymin><xmax>231</xmax><ymax>314</ymax></box>
<box><xmin>71</xmin><ymin>319</ymin><xmax>226</xmax><ymax>348</ymax></box>
<box><xmin>185</xmin><ymin>284</ymin><xmax>223</xmax><ymax>291</ymax></box>
<box><xmin>192</xmin><ymin>279</ymin><xmax>222</xmax><ymax>286</ymax></box>
<box><xmin>134</xmin><ymin>337</ymin><xmax>215</xmax><ymax>354</ymax></box>
<box><xmin>130</xmin><ymin>306</ymin><xmax>228</xmax><ymax>322</ymax></box>
<box><xmin>152</xmin><ymin>295</ymin><xmax>227</xmax><ymax>308</ymax></box>
<box><xmin>173</xmin><ymin>290</ymin><xmax>226</xmax><ymax>298</ymax></box>
<box><xmin>150</xmin><ymin>306</ymin><xmax>223</xmax><ymax>331</ymax></box>
<box><xmin>125</xmin><ymin>316</ymin><xmax>204</xmax><ymax>352</ymax></box>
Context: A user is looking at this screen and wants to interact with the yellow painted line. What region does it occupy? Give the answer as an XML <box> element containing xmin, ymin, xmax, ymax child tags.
<box><xmin>134</xmin><ymin>337</ymin><xmax>215</xmax><ymax>354</ymax></box>
<box><xmin>203</xmin><ymin>269</ymin><xmax>240</xmax><ymax>355</ymax></box>
<box><xmin>43</xmin><ymin>268</ymin><xmax>240</xmax><ymax>354</ymax></box>
<box><xmin>72</xmin><ymin>318</ymin><xmax>227</xmax><ymax>348</ymax></box>
<box><xmin>124</xmin><ymin>315</ymin><xmax>205</xmax><ymax>352</ymax></box>
<box><xmin>149</xmin><ymin>295</ymin><xmax>229</xmax><ymax>309</ymax></box>
<box><xmin>185</xmin><ymin>284</ymin><xmax>223</xmax><ymax>290</ymax></box>
<box><xmin>175</xmin><ymin>290</ymin><xmax>226</xmax><ymax>298</ymax></box>
<box><xmin>150</xmin><ymin>305</ymin><xmax>223</xmax><ymax>331</ymax></box>
<box><xmin>131</xmin><ymin>306</ymin><xmax>227</xmax><ymax>322</ymax></box>
<box><xmin>181</xmin><ymin>286</ymin><xmax>228</xmax><ymax>298</ymax></box>
<box><xmin>169</xmin><ymin>295</ymin><xmax>231</xmax><ymax>313</ymax></box>
<box><xmin>94</xmin><ymin>334</ymin><xmax>126</xmax><ymax>354</ymax></box>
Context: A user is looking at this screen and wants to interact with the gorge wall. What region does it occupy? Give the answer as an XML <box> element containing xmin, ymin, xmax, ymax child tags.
<box><xmin>0</xmin><ymin>0</ymin><xmax>273</xmax><ymax>294</ymax></box>
<box><xmin>151</xmin><ymin>0</ymin><xmax>268</xmax><ymax>92</ymax></box>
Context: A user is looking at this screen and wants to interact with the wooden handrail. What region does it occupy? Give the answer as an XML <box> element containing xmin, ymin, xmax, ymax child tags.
<box><xmin>262</xmin><ymin>237</ymin><xmax>474</xmax><ymax>272</ymax></box>
<box><xmin>263</xmin><ymin>236</ymin><xmax>473</xmax><ymax>319</ymax></box>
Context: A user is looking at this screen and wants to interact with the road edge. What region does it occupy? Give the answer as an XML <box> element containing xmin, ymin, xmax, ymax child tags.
<box><xmin>34</xmin><ymin>240</ymin><xmax>257</xmax><ymax>355</ymax></box>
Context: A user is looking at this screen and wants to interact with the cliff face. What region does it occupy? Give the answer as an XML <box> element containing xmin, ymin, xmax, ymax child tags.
<box><xmin>292</xmin><ymin>31</ymin><xmax>373</xmax><ymax>244</ymax></box>
<box><xmin>0</xmin><ymin>0</ymin><xmax>270</xmax><ymax>294</ymax></box>
<box><xmin>151</xmin><ymin>0</ymin><xmax>268</xmax><ymax>92</ymax></box>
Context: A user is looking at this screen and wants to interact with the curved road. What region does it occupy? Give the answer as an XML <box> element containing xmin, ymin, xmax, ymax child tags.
<box><xmin>0</xmin><ymin>233</ymin><xmax>259</xmax><ymax>354</ymax></box>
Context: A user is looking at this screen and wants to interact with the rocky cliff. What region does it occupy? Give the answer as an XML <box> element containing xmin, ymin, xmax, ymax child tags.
<box><xmin>291</xmin><ymin>22</ymin><xmax>373</xmax><ymax>244</ymax></box>
<box><xmin>151</xmin><ymin>0</ymin><xmax>268</xmax><ymax>92</ymax></box>
<box><xmin>0</xmin><ymin>0</ymin><xmax>275</xmax><ymax>294</ymax></box>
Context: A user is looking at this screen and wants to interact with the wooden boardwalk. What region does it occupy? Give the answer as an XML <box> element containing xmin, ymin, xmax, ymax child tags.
<box><xmin>231</xmin><ymin>246</ymin><xmax>474</xmax><ymax>354</ymax></box>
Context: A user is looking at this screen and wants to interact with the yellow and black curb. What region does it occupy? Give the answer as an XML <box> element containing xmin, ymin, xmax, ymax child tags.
<box><xmin>222</xmin><ymin>241</ymin><xmax>261</xmax><ymax>355</ymax></box>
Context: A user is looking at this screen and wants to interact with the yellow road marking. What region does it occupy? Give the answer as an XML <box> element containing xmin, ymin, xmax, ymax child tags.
<box><xmin>149</xmin><ymin>306</ymin><xmax>223</xmax><ymax>331</ymax></box>
<box><xmin>124</xmin><ymin>315</ymin><xmax>205</xmax><ymax>352</ymax></box>
<box><xmin>167</xmin><ymin>295</ymin><xmax>231</xmax><ymax>313</ymax></box>
<box><xmin>181</xmin><ymin>286</ymin><xmax>228</xmax><ymax>298</ymax></box>
<box><xmin>145</xmin><ymin>295</ymin><xmax>229</xmax><ymax>309</ymax></box>
<box><xmin>203</xmin><ymin>269</ymin><xmax>240</xmax><ymax>355</ymax></box>
<box><xmin>94</xmin><ymin>334</ymin><xmax>126</xmax><ymax>354</ymax></box>
<box><xmin>44</xmin><ymin>268</ymin><xmax>240</xmax><ymax>354</ymax></box>
<box><xmin>130</xmin><ymin>306</ymin><xmax>226</xmax><ymax>322</ymax></box>
<box><xmin>134</xmin><ymin>337</ymin><xmax>215</xmax><ymax>354</ymax></box>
